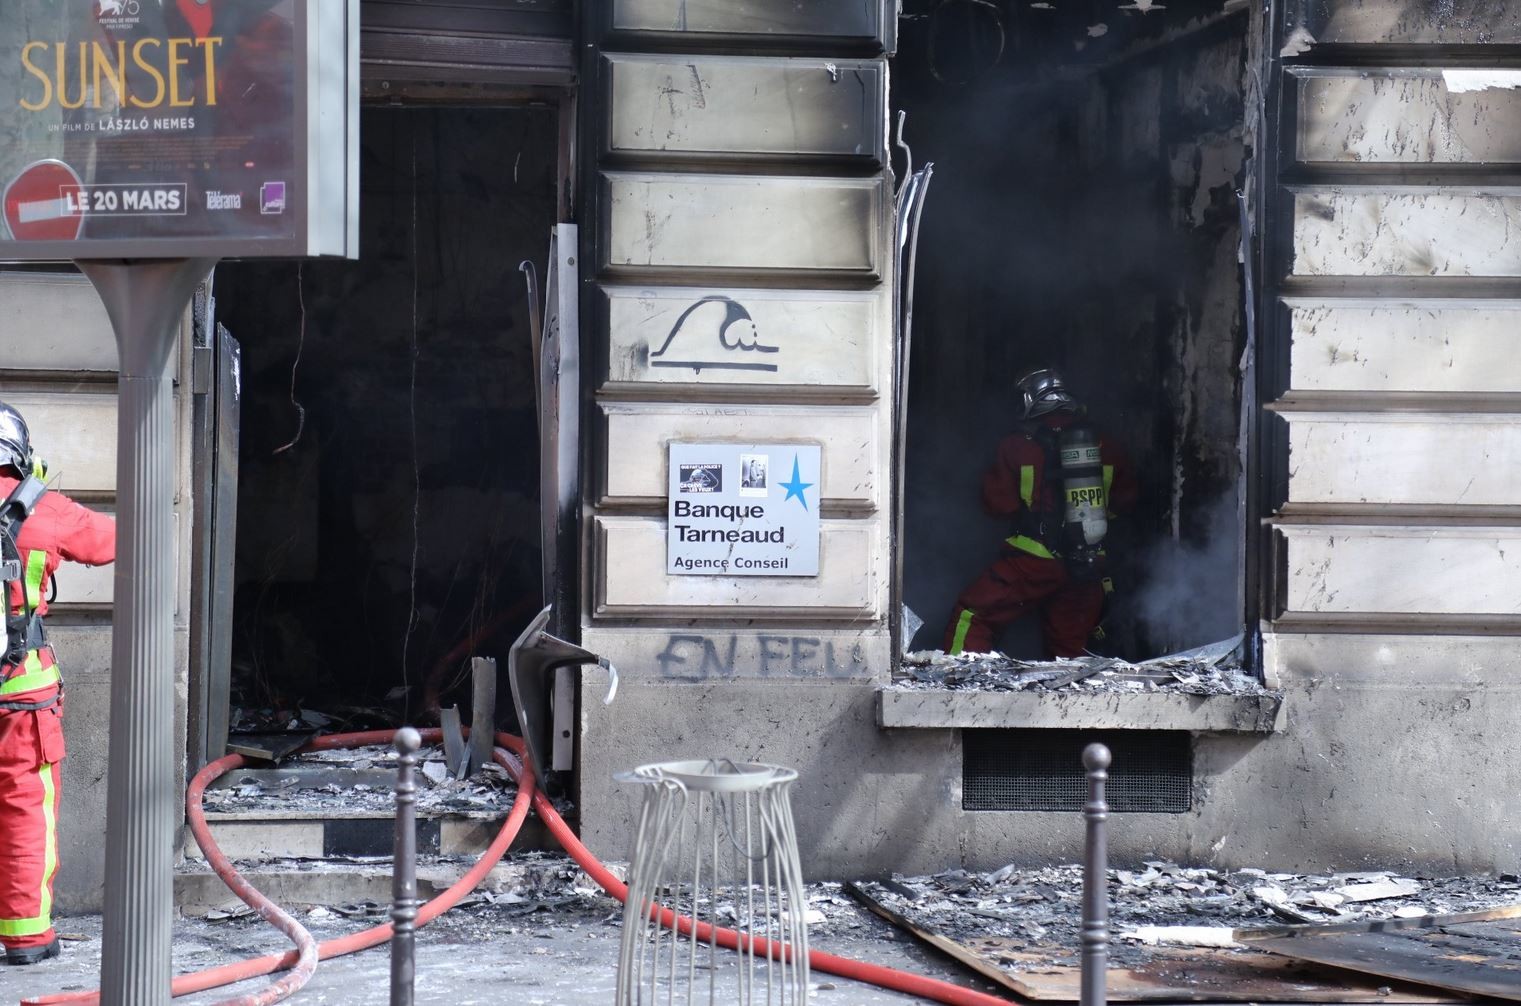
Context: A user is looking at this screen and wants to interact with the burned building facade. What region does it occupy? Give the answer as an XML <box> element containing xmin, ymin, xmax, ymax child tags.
<box><xmin>2</xmin><ymin>0</ymin><xmax>1519</xmax><ymax>911</ymax></box>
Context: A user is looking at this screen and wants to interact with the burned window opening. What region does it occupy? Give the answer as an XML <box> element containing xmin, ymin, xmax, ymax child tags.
<box><xmin>896</xmin><ymin>0</ymin><xmax>1251</xmax><ymax>664</ymax></box>
<box><xmin>214</xmin><ymin>105</ymin><xmax>559</xmax><ymax>737</ymax></box>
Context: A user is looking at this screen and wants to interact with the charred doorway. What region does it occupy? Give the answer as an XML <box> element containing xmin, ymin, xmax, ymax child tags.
<box><xmin>213</xmin><ymin>105</ymin><xmax>559</xmax><ymax>738</ymax></box>
<box><xmin>897</xmin><ymin>0</ymin><xmax>1251</xmax><ymax>659</ymax></box>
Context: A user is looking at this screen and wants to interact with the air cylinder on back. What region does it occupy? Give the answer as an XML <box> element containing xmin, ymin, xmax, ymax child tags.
<box><xmin>1060</xmin><ymin>425</ymin><xmax>1107</xmax><ymax>547</ymax></box>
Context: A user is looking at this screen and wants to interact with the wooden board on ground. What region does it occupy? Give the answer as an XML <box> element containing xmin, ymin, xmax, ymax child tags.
<box><xmin>845</xmin><ymin>883</ymin><xmax>1463</xmax><ymax>1003</ymax></box>
<box><xmin>1241</xmin><ymin>906</ymin><xmax>1521</xmax><ymax>1002</ymax></box>
<box><xmin>973</xmin><ymin>942</ymin><xmax>1463</xmax><ymax>1003</ymax></box>
<box><xmin>226</xmin><ymin>731</ymin><xmax>317</xmax><ymax>763</ymax></box>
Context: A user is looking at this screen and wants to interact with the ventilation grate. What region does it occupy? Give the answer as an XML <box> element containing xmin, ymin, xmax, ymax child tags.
<box><xmin>962</xmin><ymin>729</ymin><xmax>1192</xmax><ymax>813</ymax></box>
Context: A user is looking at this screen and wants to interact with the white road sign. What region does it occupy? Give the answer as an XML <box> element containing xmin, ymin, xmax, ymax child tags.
<box><xmin>668</xmin><ymin>443</ymin><xmax>821</xmax><ymax>577</ymax></box>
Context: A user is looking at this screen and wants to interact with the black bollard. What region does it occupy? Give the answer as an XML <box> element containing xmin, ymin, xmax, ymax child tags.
<box><xmin>391</xmin><ymin>727</ymin><xmax>422</xmax><ymax>1006</ymax></box>
<box><xmin>1081</xmin><ymin>743</ymin><xmax>1111</xmax><ymax>1006</ymax></box>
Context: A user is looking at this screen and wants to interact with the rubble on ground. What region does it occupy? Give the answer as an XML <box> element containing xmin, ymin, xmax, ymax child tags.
<box><xmin>34</xmin><ymin>865</ymin><xmax>983</xmax><ymax>1006</ymax></box>
<box><xmin>895</xmin><ymin>636</ymin><xmax>1274</xmax><ymax>697</ymax></box>
<box><xmin>189</xmin><ymin>852</ymin><xmax>875</xmax><ymax>936</ymax></box>
<box><xmin>852</xmin><ymin>863</ymin><xmax>1521</xmax><ymax>971</ymax></box>
<box><xmin>202</xmin><ymin>743</ymin><xmax>546</xmax><ymax>818</ymax></box>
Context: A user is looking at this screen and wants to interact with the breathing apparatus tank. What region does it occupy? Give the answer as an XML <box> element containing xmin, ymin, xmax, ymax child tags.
<box><xmin>1059</xmin><ymin>424</ymin><xmax>1107</xmax><ymax>548</ymax></box>
<box><xmin>0</xmin><ymin>475</ymin><xmax>47</xmax><ymax>670</ymax></box>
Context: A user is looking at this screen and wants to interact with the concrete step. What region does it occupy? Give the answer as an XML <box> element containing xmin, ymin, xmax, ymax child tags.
<box><xmin>192</xmin><ymin>747</ymin><xmax>565</xmax><ymax>861</ymax></box>
<box><xmin>184</xmin><ymin>808</ymin><xmax>551</xmax><ymax>861</ymax></box>
<box><xmin>173</xmin><ymin>853</ymin><xmax>608</xmax><ymax>916</ymax></box>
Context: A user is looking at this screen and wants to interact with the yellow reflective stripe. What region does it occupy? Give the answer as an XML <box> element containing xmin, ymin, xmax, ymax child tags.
<box><xmin>0</xmin><ymin>764</ymin><xmax>58</xmax><ymax>938</ymax></box>
<box><xmin>1101</xmin><ymin>577</ymin><xmax>1115</xmax><ymax>595</ymax></box>
<box><xmin>1004</xmin><ymin>534</ymin><xmax>1055</xmax><ymax>560</ymax></box>
<box><xmin>1102</xmin><ymin>465</ymin><xmax>1114</xmax><ymax>514</ymax></box>
<box><xmin>1019</xmin><ymin>466</ymin><xmax>1035</xmax><ymax>508</ymax></box>
<box><xmin>39</xmin><ymin>761</ymin><xmax>56</xmax><ymax>928</ymax></box>
<box><xmin>0</xmin><ymin>914</ymin><xmax>50</xmax><ymax>937</ymax></box>
<box><xmin>24</xmin><ymin>549</ymin><xmax>46</xmax><ymax>611</ymax></box>
<box><xmin>0</xmin><ymin>652</ymin><xmax>59</xmax><ymax>695</ymax></box>
<box><xmin>949</xmin><ymin>609</ymin><xmax>975</xmax><ymax>655</ymax></box>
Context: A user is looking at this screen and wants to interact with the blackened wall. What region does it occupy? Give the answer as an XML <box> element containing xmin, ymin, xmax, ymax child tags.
<box><xmin>216</xmin><ymin>105</ymin><xmax>559</xmax><ymax>725</ymax></box>
<box><xmin>898</xmin><ymin>2</ymin><xmax>1249</xmax><ymax>657</ymax></box>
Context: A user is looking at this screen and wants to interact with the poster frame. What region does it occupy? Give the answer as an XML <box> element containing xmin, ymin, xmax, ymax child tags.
<box><xmin>0</xmin><ymin>0</ymin><xmax>359</xmax><ymax>262</ymax></box>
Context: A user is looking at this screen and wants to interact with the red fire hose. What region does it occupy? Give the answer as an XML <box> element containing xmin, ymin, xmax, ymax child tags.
<box><xmin>24</xmin><ymin>729</ymin><xmax>1009</xmax><ymax>1006</ymax></box>
<box><xmin>180</xmin><ymin>746</ymin><xmax>319</xmax><ymax>1006</ymax></box>
<box><xmin>22</xmin><ymin>730</ymin><xmax>534</xmax><ymax>1006</ymax></box>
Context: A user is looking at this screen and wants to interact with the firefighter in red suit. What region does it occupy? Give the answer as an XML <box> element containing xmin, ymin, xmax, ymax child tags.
<box><xmin>943</xmin><ymin>369</ymin><xmax>1137</xmax><ymax>658</ymax></box>
<box><xmin>0</xmin><ymin>402</ymin><xmax>115</xmax><ymax>966</ymax></box>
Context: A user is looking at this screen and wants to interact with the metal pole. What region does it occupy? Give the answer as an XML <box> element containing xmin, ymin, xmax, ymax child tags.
<box><xmin>467</xmin><ymin>656</ymin><xmax>496</xmax><ymax>777</ymax></box>
<box><xmin>82</xmin><ymin>258</ymin><xmax>215</xmax><ymax>1006</ymax></box>
<box><xmin>391</xmin><ymin>726</ymin><xmax>422</xmax><ymax>1006</ymax></box>
<box><xmin>439</xmin><ymin>704</ymin><xmax>466</xmax><ymax>779</ymax></box>
<box><xmin>1080</xmin><ymin>742</ymin><xmax>1111</xmax><ymax>1006</ymax></box>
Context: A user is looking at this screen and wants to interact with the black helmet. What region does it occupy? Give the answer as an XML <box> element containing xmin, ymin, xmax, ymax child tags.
<box><xmin>1014</xmin><ymin>367</ymin><xmax>1077</xmax><ymax>419</ymax></box>
<box><xmin>0</xmin><ymin>401</ymin><xmax>33</xmax><ymax>475</ymax></box>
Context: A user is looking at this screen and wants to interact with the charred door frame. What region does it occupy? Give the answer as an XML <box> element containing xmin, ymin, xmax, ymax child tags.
<box><xmin>188</xmin><ymin>2</ymin><xmax>580</xmax><ymax>769</ymax></box>
<box><xmin>358</xmin><ymin>1</ymin><xmax>578</xmax><ymax>214</ymax></box>
<box><xmin>1248</xmin><ymin>0</ymin><xmax>1293</xmax><ymax>661</ymax></box>
<box><xmin>356</xmin><ymin>5</ymin><xmax>583</xmax><ymax>635</ymax></box>
<box><xmin>187</xmin><ymin>284</ymin><xmax>242</xmax><ymax>772</ymax></box>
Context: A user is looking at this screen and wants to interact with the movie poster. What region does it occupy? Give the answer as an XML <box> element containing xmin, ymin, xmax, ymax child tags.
<box><xmin>0</xmin><ymin>0</ymin><xmax>299</xmax><ymax>244</ymax></box>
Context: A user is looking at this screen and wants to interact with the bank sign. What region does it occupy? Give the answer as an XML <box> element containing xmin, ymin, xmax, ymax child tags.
<box><xmin>0</xmin><ymin>0</ymin><xmax>356</xmax><ymax>260</ymax></box>
<box><xmin>668</xmin><ymin>443</ymin><xmax>821</xmax><ymax>577</ymax></box>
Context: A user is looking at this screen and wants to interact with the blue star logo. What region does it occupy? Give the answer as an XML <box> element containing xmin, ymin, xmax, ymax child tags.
<box><xmin>779</xmin><ymin>455</ymin><xmax>813</xmax><ymax>510</ymax></box>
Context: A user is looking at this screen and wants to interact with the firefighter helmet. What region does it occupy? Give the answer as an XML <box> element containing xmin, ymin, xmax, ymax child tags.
<box><xmin>0</xmin><ymin>401</ymin><xmax>33</xmax><ymax>475</ymax></box>
<box><xmin>1015</xmin><ymin>367</ymin><xmax>1077</xmax><ymax>419</ymax></box>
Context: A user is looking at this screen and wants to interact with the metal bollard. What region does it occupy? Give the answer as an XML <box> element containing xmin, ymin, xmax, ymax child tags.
<box><xmin>391</xmin><ymin>727</ymin><xmax>422</xmax><ymax>1006</ymax></box>
<box><xmin>1080</xmin><ymin>743</ymin><xmax>1111</xmax><ymax>1006</ymax></box>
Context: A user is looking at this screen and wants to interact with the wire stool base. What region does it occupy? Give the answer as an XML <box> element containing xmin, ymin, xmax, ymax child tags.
<box><xmin>615</xmin><ymin>760</ymin><xmax>810</xmax><ymax>1006</ymax></box>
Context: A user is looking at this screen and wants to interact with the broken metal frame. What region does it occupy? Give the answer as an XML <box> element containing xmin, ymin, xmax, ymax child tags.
<box><xmin>889</xmin><ymin>110</ymin><xmax>936</xmax><ymax>659</ymax></box>
<box><xmin>467</xmin><ymin>656</ymin><xmax>498</xmax><ymax>776</ymax></box>
<box><xmin>537</xmin><ymin>225</ymin><xmax>580</xmax><ymax>645</ymax></box>
<box><xmin>507</xmin><ymin>605</ymin><xmax>615</xmax><ymax>780</ymax></box>
<box><xmin>186</xmin><ymin>275</ymin><xmax>245</xmax><ymax>771</ymax></box>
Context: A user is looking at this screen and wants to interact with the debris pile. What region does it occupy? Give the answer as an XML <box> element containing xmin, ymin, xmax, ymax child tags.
<box><xmin>852</xmin><ymin>862</ymin><xmax>1521</xmax><ymax>971</ymax></box>
<box><xmin>203</xmin><ymin>743</ymin><xmax>528</xmax><ymax>819</ymax></box>
<box><xmin>896</xmin><ymin>636</ymin><xmax>1274</xmax><ymax>697</ymax></box>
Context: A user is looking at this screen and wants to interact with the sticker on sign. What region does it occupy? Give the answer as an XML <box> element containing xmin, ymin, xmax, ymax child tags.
<box><xmin>2</xmin><ymin>159</ymin><xmax>84</xmax><ymax>241</ymax></box>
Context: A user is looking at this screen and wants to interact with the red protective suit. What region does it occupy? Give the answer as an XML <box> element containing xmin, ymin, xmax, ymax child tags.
<box><xmin>944</xmin><ymin>412</ymin><xmax>1137</xmax><ymax>658</ymax></box>
<box><xmin>0</xmin><ymin>474</ymin><xmax>115</xmax><ymax>953</ymax></box>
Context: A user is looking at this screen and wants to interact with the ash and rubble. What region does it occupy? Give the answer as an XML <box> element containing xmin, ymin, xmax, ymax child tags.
<box><xmin>853</xmin><ymin>862</ymin><xmax>1521</xmax><ymax>971</ymax></box>
<box><xmin>32</xmin><ymin>859</ymin><xmax>984</xmax><ymax>1006</ymax></box>
<box><xmin>896</xmin><ymin>636</ymin><xmax>1275</xmax><ymax>697</ymax></box>
<box><xmin>201</xmin><ymin>743</ymin><xmax>558</xmax><ymax>819</ymax></box>
<box><xmin>189</xmin><ymin>852</ymin><xmax>890</xmax><ymax>940</ymax></box>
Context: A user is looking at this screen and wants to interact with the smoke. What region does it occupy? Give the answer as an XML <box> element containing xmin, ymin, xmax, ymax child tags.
<box><xmin>1131</xmin><ymin>492</ymin><xmax>1242</xmax><ymax>655</ymax></box>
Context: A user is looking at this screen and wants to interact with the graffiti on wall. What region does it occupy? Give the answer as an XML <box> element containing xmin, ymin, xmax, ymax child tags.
<box><xmin>654</xmin><ymin>633</ymin><xmax>869</xmax><ymax>679</ymax></box>
<box><xmin>648</xmin><ymin>295</ymin><xmax>780</xmax><ymax>374</ymax></box>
